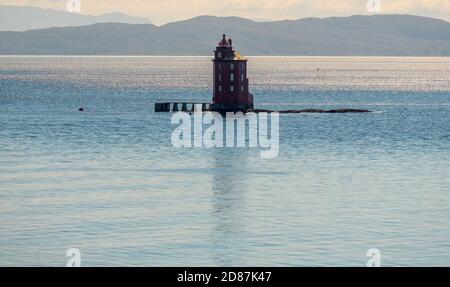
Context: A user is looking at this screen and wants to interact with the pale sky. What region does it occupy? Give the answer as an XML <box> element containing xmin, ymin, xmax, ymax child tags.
<box><xmin>2</xmin><ymin>0</ymin><xmax>450</xmax><ymax>25</ymax></box>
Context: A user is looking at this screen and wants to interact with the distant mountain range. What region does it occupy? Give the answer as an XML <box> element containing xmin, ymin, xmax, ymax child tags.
<box><xmin>0</xmin><ymin>13</ymin><xmax>449</xmax><ymax>56</ymax></box>
<box><xmin>0</xmin><ymin>5</ymin><xmax>151</xmax><ymax>31</ymax></box>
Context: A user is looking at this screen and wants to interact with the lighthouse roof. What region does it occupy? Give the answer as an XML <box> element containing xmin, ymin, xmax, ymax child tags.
<box><xmin>218</xmin><ymin>34</ymin><xmax>232</xmax><ymax>48</ymax></box>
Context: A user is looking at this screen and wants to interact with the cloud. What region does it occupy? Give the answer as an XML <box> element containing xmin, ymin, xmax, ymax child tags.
<box><xmin>222</xmin><ymin>0</ymin><xmax>301</xmax><ymax>10</ymax></box>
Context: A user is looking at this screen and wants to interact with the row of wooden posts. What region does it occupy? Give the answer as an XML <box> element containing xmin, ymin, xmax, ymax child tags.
<box><xmin>155</xmin><ymin>102</ymin><xmax>212</xmax><ymax>112</ymax></box>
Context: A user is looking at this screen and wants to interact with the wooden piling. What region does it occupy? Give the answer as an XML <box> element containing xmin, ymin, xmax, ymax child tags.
<box><xmin>155</xmin><ymin>102</ymin><xmax>212</xmax><ymax>113</ymax></box>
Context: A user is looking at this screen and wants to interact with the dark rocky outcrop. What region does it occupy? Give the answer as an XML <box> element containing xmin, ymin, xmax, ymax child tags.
<box><xmin>250</xmin><ymin>108</ymin><xmax>371</xmax><ymax>114</ymax></box>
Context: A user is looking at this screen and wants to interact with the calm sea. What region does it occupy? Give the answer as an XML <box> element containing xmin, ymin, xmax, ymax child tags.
<box><xmin>0</xmin><ymin>57</ymin><xmax>449</xmax><ymax>266</ymax></box>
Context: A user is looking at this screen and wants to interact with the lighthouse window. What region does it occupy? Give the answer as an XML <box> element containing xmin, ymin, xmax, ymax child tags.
<box><xmin>241</xmin><ymin>86</ymin><xmax>244</xmax><ymax>92</ymax></box>
<box><xmin>230</xmin><ymin>63</ymin><xmax>234</xmax><ymax>70</ymax></box>
<box><xmin>241</xmin><ymin>73</ymin><xmax>244</xmax><ymax>81</ymax></box>
<box><xmin>217</xmin><ymin>52</ymin><xmax>222</xmax><ymax>58</ymax></box>
<box><xmin>230</xmin><ymin>86</ymin><xmax>234</xmax><ymax>92</ymax></box>
<box><xmin>219</xmin><ymin>85</ymin><xmax>222</xmax><ymax>92</ymax></box>
<box><xmin>240</xmin><ymin>63</ymin><xmax>244</xmax><ymax>69</ymax></box>
<box><xmin>219</xmin><ymin>73</ymin><xmax>222</xmax><ymax>81</ymax></box>
<box><xmin>230</xmin><ymin>73</ymin><xmax>234</xmax><ymax>81</ymax></box>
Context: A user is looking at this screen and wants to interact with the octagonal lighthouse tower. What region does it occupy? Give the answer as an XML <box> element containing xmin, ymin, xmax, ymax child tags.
<box><xmin>212</xmin><ymin>34</ymin><xmax>254</xmax><ymax>112</ymax></box>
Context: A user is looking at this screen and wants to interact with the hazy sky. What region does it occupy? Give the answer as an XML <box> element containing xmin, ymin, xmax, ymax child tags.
<box><xmin>2</xmin><ymin>0</ymin><xmax>450</xmax><ymax>25</ymax></box>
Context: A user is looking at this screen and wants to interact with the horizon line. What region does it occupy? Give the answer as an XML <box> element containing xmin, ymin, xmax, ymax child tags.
<box><xmin>1</xmin><ymin>55</ymin><xmax>449</xmax><ymax>58</ymax></box>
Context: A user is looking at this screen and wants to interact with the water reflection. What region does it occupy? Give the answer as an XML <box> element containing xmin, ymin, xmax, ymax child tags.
<box><xmin>209</xmin><ymin>146</ymin><xmax>251</xmax><ymax>266</ymax></box>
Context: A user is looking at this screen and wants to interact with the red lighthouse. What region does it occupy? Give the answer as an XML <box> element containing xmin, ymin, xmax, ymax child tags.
<box><xmin>212</xmin><ymin>34</ymin><xmax>253</xmax><ymax>112</ymax></box>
